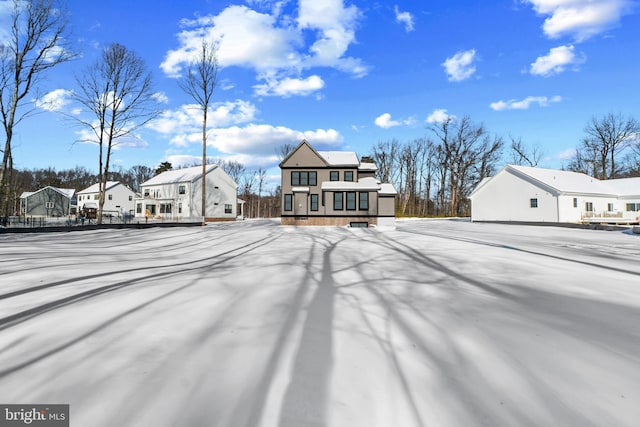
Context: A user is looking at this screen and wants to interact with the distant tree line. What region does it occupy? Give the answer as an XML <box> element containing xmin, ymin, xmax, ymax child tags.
<box><xmin>370</xmin><ymin>116</ymin><xmax>503</xmax><ymax>217</ymax></box>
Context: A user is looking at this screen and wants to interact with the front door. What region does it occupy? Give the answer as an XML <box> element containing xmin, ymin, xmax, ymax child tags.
<box><xmin>293</xmin><ymin>192</ymin><xmax>308</xmax><ymax>216</ymax></box>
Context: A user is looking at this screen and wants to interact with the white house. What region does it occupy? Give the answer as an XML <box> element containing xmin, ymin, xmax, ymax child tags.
<box><xmin>77</xmin><ymin>181</ymin><xmax>137</xmax><ymax>217</ymax></box>
<box><xmin>470</xmin><ymin>165</ymin><xmax>640</xmax><ymax>224</ymax></box>
<box><xmin>135</xmin><ymin>165</ymin><xmax>238</xmax><ymax>221</ymax></box>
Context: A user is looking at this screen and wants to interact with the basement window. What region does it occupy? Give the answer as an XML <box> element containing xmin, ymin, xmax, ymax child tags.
<box><xmin>530</xmin><ymin>198</ymin><xmax>538</xmax><ymax>208</ymax></box>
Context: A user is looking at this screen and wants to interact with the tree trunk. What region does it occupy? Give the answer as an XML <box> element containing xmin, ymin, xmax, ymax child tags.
<box><xmin>202</xmin><ymin>107</ymin><xmax>207</xmax><ymax>219</ymax></box>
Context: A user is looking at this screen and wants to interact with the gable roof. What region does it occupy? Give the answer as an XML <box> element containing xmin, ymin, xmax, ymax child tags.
<box><xmin>280</xmin><ymin>139</ymin><xmax>360</xmax><ymax>168</ymax></box>
<box><xmin>507</xmin><ymin>165</ymin><xmax>615</xmax><ymax>195</ymax></box>
<box><xmin>279</xmin><ymin>140</ymin><xmax>328</xmax><ymax>167</ymax></box>
<box><xmin>141</xmin><ymin>165</ymin><xmax>218</xmax><ymax>186</ymax></box>
<box><xmin>472</xmin><ymin>164</ymin><xmax>640</xmax><ymax>198</ymax></box>
<box><xmin>317</xmin><ymin>151</ymin><xmax>359</xmax><ymax>166</ymax></box>
<box><xmin>604</xmin><ymin>177</ymin><xmax>640</xmax><ymax>197</ymax></box>
<box><xmin>20</xmin><ymin>186</ymin><xmax>75</xmax><ymax>199</ymax></box>
<box><xmin>78</xmin><ymin>181</ymin><xmax>123</xmax><ymax>194</ymax></box>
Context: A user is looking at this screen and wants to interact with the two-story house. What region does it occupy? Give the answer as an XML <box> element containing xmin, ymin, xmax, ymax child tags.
<box><xmin>280</xmin><ymin>140</ymin><xmax>397</xmax><ymax>227</ymax></box>
<box><xmin>77</xmin><ymin>181</ymin><xmax>137</xmax><ymax>218</ymax></box>
<box><xmin>134</xmin><ymin>164</ymin><xmax>238</xmax><ymax>221</ymax></box>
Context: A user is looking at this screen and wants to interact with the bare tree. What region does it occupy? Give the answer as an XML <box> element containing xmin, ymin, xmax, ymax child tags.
<box><xmin>73</xmin><ymin>43</ymin><xmax>159</xmax><ymax>224</ymax></box>
<box><xmin>0</xmin><ymin>0</ymin><xmax>74</xmax><ymax>223</ymax></box>
<box><xmin>509</xmin><ymin>136</ymin><xmax>543</xmax><ymax>167</ymax></box>
<box><xmin>431</xmin><ymin>116</ymin><xmax>502</xmax><ymax>216</ymax></box>
<box><xmin>177</xmin><ymin>40</ymin><xmax>218</xmax><ymax>219</ymax></box>
<box><xmin>220</xmin><ymin>160</ymin><xmax>245</xmax><ymax>184</ymax></box>
<box><xmin>128</xmin><ymin>164</ymin><xmax>154</xmax><ymax>191</ymax></box>
<box><xmin>256</xmin><ymin>167</ymin><xmax>266</xmax><ymax>218</ymax></box>
<box><xmin>276</xmin><ymin>143</ymin><xmax>296</xmax><ymax>161</ymax></box>
<box><xmin>582</xmin><ymin>113</ymin><xmax>640</xmax><ymax>179</ymax></box>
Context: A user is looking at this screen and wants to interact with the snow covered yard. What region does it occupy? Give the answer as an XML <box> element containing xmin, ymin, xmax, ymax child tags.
<box><xmin>1</xmin><ymin>219</ymin><xmax>639</xmax><ymax>427</ymax></box>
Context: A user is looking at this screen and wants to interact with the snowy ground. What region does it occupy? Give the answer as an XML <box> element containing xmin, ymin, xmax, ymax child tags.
<box><xmin>1</xmin><ymin>219</ymin><xmax>639</xmax><ymax>427</ymax></box>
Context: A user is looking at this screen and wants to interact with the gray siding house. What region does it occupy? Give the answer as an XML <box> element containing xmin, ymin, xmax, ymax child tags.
<box><xmin>20</xmin><ymin>186</ymin><xmax>76</xmax><ymax>217</ymax></box>
<box><xmin>280</xmin><ymin>140</ymin><xmax>397</xmax><ymax>227</ymax></box>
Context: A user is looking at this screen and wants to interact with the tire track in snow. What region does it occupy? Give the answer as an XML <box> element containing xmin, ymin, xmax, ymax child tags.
<box><xmin>396</xmin><ymin>227</ymin><xmax>640</xmax><ymax>277</ymax></box>
<box><xmin>0</xmin><ymin>230</ymin><xmax>281</xmax><ymax>332</ymax></box>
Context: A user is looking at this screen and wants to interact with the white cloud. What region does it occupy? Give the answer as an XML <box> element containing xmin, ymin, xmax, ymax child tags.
<box><xmin>208</xmin><ymin>124</ymin><xmax>343</xmax><ymax>155</ymax></box>
<box><xmin>374</xmin><ymin>113</ymin><xmax>414</xmax><ymax>129</ymax></box>
<box><xmin>375</xmin><ymin>113</ymin><xmax>400</xmax><ymax>129</ymax></box>
<box><xmin>426</xmin><ymin>109</ymin><xmax>455</xmax><ymax>124</ymax></box>
<box><xmin>556</xmin><ymin>147</ymin><xmax>577</xmax><ymax>160</ymax></box>
<box><xmin>151</xmin><ymin>92</ymin><xmax>169</xmax><ymax>104</ymax></box>
<box><xmin>394</xmin><ymin>5</ymin><xmax>415</xmax><ymax>32</ymax></box>
<box><xmin>524</xmin><ymin>0</ymin><xmax>632</xmax><ymax>41</ymax></box>
<box><xmin>152</xmin><ymin>99</ymin><xmax>258</xmax><ymax>138</ymax></box>
<box><xmin>75</xmin><ymin>127</ymin><xmax>149</xmax><ymax>149</ymax></box>
<box><xmin>161</xmin><ymin>6</ymin><xmax>301</xmax><ymax>78</ymax></box>
<box><xmin>530</xmin><ymin>45</ymin><xmax>584</xmax><ymax>76</ymax></box>
<box><xmin>442</xmin><ymin>49</ymin><xmax>477</xmax><ymax>82</ymax></box>
<box><xmin>35</xmin><ymin>89</ymin><xmax>74</xmax><ymax>112</ymax></box>
<box><xmin>297</xmin><ymin>0</ymin><xmax>365</xmax><ymax>75</ymax></box>
<box><xmin>490</xmin><ymin>95</ymin><xmax>562</xmax><ymax>111</ymax></box>
<box><xmin>254</xmin><ymin>75</ymin><xmax>324</xmax><ymax>97</ymax></box>
<box><xmin>161</xmin><ymin>1</ymin><xmax>367</xmax><ymax>96</ymax></box>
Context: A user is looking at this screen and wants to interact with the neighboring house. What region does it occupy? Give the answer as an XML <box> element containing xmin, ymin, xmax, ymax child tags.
<box><xmin>279</xmin><ymin>140</ymin><xmax>397</xmax><ymax>227</ymax></box>
<box><xmin>20</xmin><ymin>186</ymin><xmax>76</xmax><ymax>217</ymax></box>
<box><xmin>134</xmin><ymin>165</ymin><xmax>238</xmax><ymax>221</ymax></box>
<box><xmin>77</xmin><ymin>181</ymin><xmax>137</xmax><ymax>217</ymax></box>
<box><xmin>469</xmin><ymin>164</ymin><xmax>640</xmax><ymax>224</ymax></box>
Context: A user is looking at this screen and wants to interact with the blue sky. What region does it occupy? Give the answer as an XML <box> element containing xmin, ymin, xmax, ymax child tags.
<box><xmin>3</xmin><ymin>0</ymin><xmax>639</xmax><ymax>189</ymax></box>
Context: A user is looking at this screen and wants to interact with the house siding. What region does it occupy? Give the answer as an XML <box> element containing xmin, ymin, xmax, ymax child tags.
<box><xmin>280</xmin><ymin>140</ymin><xmax>397</xmax><ymax>226</ymax></box>
<box><xmin>21</xmin><ymin>187</ymin><xmax>73</xmax><ymax>217</ymax></box>
<box><xmin>136</xmin><ymin>166</ymin><xmax>237</xmax><ymax>221</ymax></box>
<box><xmin>471</xmin><ymin>165</ymin><xmax>640</xmax><ymax>224</ymax></box>
<box><xmin>471</xmin><ymin>169</ymin><xmax>559</xmax><ymax>222</ymax></box>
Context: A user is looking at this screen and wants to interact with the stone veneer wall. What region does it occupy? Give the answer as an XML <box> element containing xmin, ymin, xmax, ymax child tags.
<box><xmin>281</xmin><ymin>216</ymin><xmax>378</xmax><ymax>226</ymax></box>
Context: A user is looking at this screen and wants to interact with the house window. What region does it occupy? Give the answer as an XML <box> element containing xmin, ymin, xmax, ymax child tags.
<box><xmin>346</xmin><ymin>192</ymin><xmax>356</xmax><ymax>210</ymax></box>
<box><xmin>144</xmin><ymin>189</ymin><xmax>150</xmax><ymax>197</ymax></box>
<box><xmin>179</xmin><ymin>185</ymin><xmax>186</xmax><ymax>195</ymax></box>
<box><xmin>530</xmin><ymin>198</ymin><xmax>538</xmax><ymax>208</ymax></box>
<box><xmin>129</xmin><ymin>195</ymin><xmax>132</xmax><ymax>201</ymax></box>
<box><xmin>573</xmin><ymin>197</ymin><xmax>578</xmax><ymax>208</ymax></box>
<box><xmin>292</xmin><ymin>171</ymin><xmax>317</xmax><ymax>186</ymax></box>
<box><xmin>359</xmin><ymin>192</ymin><xmax>369</xmax><ymax>210</ymax></box>
<box><xmin>626</xmin><ymin>203</ymin><xmax>639</xmax><ymax>211</ymax></box>
<box><xmin>147</xmin><ymin>204</ymin><xmax>156</xmax><ymax>214</ymax></box>
<box><xmin>160</xmin><ymin>203</ymin><xmax>172</xmax><ymax>214</ymax></box>
<box><xmin>108</xmin><ymin>194</ymin><xmax>113</xmax><ymax>201</ymax></box>
<box><xmin>585</xmin><ymin>202</ymin><xmax>593</xmax><ymax>212</ymax></box>
<box><xmin>225</xmin><ymin>204</ymin><xmax>232</xmax><ymax>214</ymax></box>
<box><xmin>344</xmin><ymin>171</ymin><xmax>354</xmax><ymax>182</ymax></box>
<box><xmin>607</xmin><ymin>203</ymin><xmax>614</xmax><ymax>212</ymax></box>
<box><xmin>310</xmin><ymin>194</ymin><xmax>319</xmax><ymax>211</ymax></box>
<box><xmin>45</xmin><ymin>201</ymin><xmax>54</xmax><ymax>209</ymax></box>
<box><xmin>178</xmin><ymin>203</ymin><xmax>182</xmax><ymax>214</ymax></box>
<box><xmin>330</xmin><ymin>171</ymin><xmax>339</xmax><ymax>181</ymax></box>
<box><xmin>136</xmin><ymin>203</ymin><xmax>142</xmax><ymax>214</ymax></box>
<box><xmin>334</xmin><ymin>192</ymin><xmax>343</xmax><ymax>210</ymax></box>
<box><xmin>94</xmin><ymin>194</ymin><xmax>99</xmax><ymax>200</ymax></box>
<box><xmin>284</xmin><ymin>194</ymin><xmax>293</xmax><ymax>211</ymax></box>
